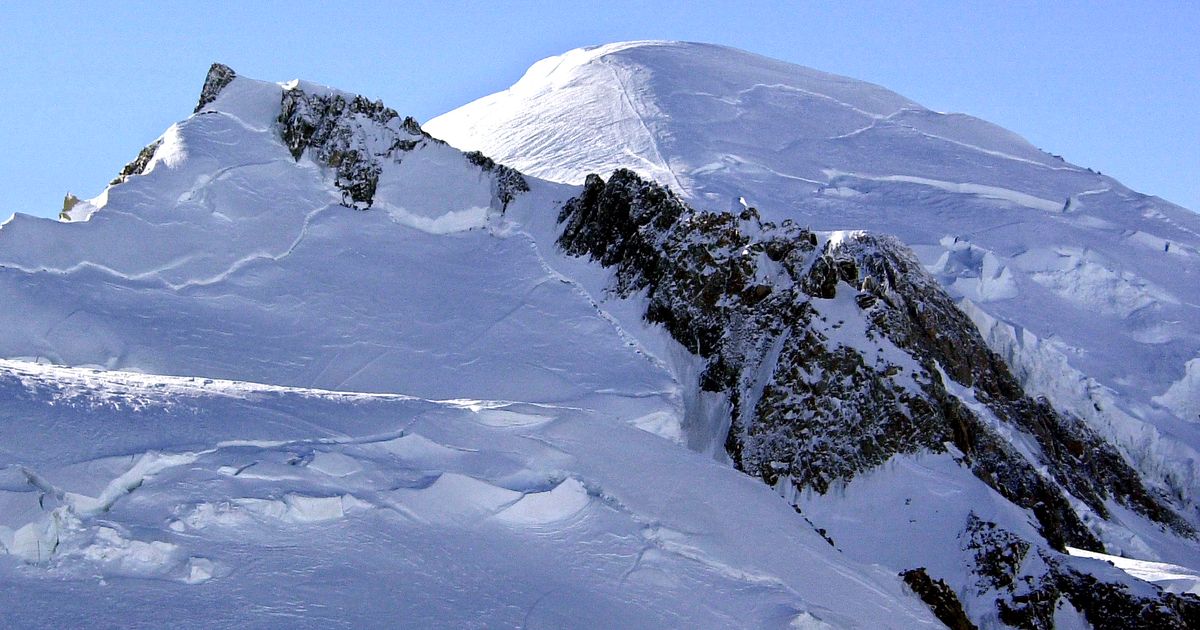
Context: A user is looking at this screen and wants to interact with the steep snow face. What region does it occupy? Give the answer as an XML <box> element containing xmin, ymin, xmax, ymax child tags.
<box><xmin>426</xmin><ymin>40</ymin><xmax>920</xmax><ymax>192</ymax></box>
<box><xmin>427</xmin><ymin>40</ymin><xmax>1200</xmax><ymax>507</ymax></box>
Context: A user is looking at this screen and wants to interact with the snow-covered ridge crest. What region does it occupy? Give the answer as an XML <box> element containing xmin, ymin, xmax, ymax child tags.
<box><xmin>0</xmin><ymin>64</ymin><xmax>548</xmax><ymax>391</ymax></box>
<box><xmin>53</xmin><ymin>62</ymin><xmax>529</xmax><ymax>225</ymax></box>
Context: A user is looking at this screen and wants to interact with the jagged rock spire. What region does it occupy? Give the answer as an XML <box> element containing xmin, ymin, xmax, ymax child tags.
<box><xmin>194</xmin><ymin>63</ymin><xmax>236</xmax><ymax>113</ymax></box>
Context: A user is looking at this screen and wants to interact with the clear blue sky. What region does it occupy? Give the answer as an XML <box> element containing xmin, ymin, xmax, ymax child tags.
<box><xmin>2</xmin><ymin>1</ymin><xmax>1197</xmax><ymax>218</ymax></box>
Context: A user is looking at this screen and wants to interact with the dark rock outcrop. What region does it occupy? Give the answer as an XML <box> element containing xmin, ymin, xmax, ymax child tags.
<box><xmin>900</xmin><ymin>568</ymin><xmax>977</xmax><ymax>630</ymax></box>
<box><xmin>276</xmin><ymin>87</ymin><xmax>527</xmax><ymax>212</ymax></box>
<box><xmin>828</xmin><ymin>234</ymin><xmax>1193</xmax><ymax>538</ymax></box>
<box><xmin>110</xmin><ymin>139</ymin><xmax>163</xmax><ymax>186</ymax></box>
<box><xmin>465</xmin><ymin>151</ymin><xmax>529</xmax><ymax>211</ymax></box>
<box><xmin>277</xmin><ymin>88</ymin><xmax>420</xmax><ymax>208</ymax></box>
<box><xmin>194</xmin><ymin>63</ymin><xmax>237</xmax><ymax>113</ymax></box>
<box><xmin>59</xmin><ymin>193</ymin><xmax>80</xmax><ymax>221</ymax></box>
<box><xmin>110</xmin><ymin>63</ymin><xmax>229</xmax><ymax>191</ymax></box>
<box><xmin>962</xmin><ymin>515</ymin><xmax>1200</xmax><ymax>629</ymax></box>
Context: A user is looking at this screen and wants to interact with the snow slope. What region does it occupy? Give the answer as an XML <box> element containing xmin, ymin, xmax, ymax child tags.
<box><xmin>427</xmin><ymin>41</ymin><xmax>1200</xmax><ymax>508</ymax></box>
<box><xmin>0</xmin><ymin>67</ymin><xmax>941</xmax><ymax>628</ymax></box>
<box><xmin>1067</xmin><ymin>546</ymin><xmax>1200</xmax><ymax>596</ymax></box>
<box><xmin>0</xmin><ymin>360</ymin><xmax>935</xmax><ymax>628</ymax></box>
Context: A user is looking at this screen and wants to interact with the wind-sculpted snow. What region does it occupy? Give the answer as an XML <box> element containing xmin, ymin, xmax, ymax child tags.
<box><xmin>428</xmin><ymin>40</ymin><xmax>1200</xmax><ymax>517</ymax></box>
<box><xmin>0</xmin><ymin>360</ymin><xmax>938</xmax><ymax>628</ymax></box>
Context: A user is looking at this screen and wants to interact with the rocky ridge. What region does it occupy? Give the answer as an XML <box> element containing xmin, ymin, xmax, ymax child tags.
<box><xmin>275</xmin><ymin>84</ymin><xmax>527</xmax><ymax>212</ymax></box>
<box><xmin>184</xmin><ymin>63</ymin><xmax>532</xmax><ymax>213</ymax></box>
<box><xmin>556</xmin><ymin>169</ymin><xmax>1199</xmax><ymax>627</ymax></box>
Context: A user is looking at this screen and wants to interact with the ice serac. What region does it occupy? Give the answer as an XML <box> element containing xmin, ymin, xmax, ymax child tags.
<box><xmin>0</xmin><ymin>65</ymin><xmax>942</xmax><ymax>628</ymax></box>
<box><xmin>427</xmin><ymin>37</ymin><xmax>1200</xmax><ymax>546</ymax></box>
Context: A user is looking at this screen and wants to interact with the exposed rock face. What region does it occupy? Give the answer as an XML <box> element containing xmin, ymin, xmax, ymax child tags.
<box><xmin>115</xmin><ymin>67</ymin><xmax>531</xmax><ymax>216</ymax></box>
<box><xmin>59</xmin><ymin>193</ymin><xmax>80</xmax><ymax>221</ymax></box>
<box><xmin>465</xmin><ymin>151</ymin><xmax>530</xmax><ymax>211</ymax></box>
<box><xmin>900</xmin><ymin>568</ymin><xmax>977</xmax><ymax>630</ymax></box>
<box><xmin>276</xmin><ymin>89</ymin><xmax>528</xmax><ymax>212</ymax></box>
<box><xmin>829</xmin><ymin>235</ymin><xmax>1193</xmax><ymax>537</ymax></box>
<box><xmin>194</xmin><ymin>63</ymin><xmax>236</xmax><ymax>113</ymax></box>
<box><xmin>278</xmin><ymin>88</ymin><xmax>425</xmax><ymax>209</ymax></box>
<box><xmin>962</xmin><ymin>514</ymin><xmax>1200</xmax><ymax>629</ymax></box>
<box><xmin>108</xmin><ymin>63</ymin><xmax>234</xmax><ymax>190</ymax></box>
<box><xmin>109</xmin><ymin>139</ymin><xmax>163</xmax><ymax>186</ymax></box>
<box><xmin>557</xmin><ymin>168</ymin><xmax>1195</xmax><ymax>626</ymax></box>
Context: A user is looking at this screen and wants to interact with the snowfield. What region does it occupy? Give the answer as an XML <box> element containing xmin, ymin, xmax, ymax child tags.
<box><xmin>0</xmin><ymin>359</ymin><xmax>937</xmax><ymax>627</ymax></box>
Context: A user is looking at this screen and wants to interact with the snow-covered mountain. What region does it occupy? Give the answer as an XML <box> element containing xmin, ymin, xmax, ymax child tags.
<box><xmin>427</xmin><ymin>40</ymin><xmax>1200</xmax><ymax>515</ymax></box>
<box><xmin>0</xmin><ymin>63</ymin><xmax>939</xmax><ymax>629</ymax></box>
<box><xmin>1</xmin><ymin>55</ymin><xmax>1197</xmax><ymax>628</ymax></box>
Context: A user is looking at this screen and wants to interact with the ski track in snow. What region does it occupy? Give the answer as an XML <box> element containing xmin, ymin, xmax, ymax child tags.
<box><xmin>602</xmin><ymin>58</ymin><xmax>691</xmax><ymax>195</ymax></box>
<box><xmin>736</xmin><ymin>82</ymin><xmax>893</xmax><ymax>121</ymax></box>
<box><xmin>504</xmin><ymin>224</ymin><xmax>679</xmax><ymax>383</ymax></box>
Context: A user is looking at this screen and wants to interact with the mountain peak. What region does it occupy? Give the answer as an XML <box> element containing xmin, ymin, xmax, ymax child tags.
<box><xmin>194</xmin><ymin>62</ymin><xmax>237</xmax><ymax>113</ymax></box>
